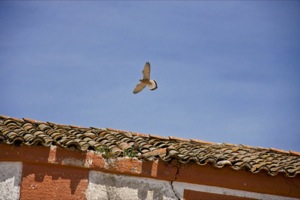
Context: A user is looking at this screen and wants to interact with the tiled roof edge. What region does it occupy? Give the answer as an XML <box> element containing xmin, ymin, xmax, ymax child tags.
<box><xmin>1</xmin><ymin>115</ymin><xmax>299</xmax><ymax>155</ymax></box>
<box><xmin>1</xmin><ymin>114</ymin><xmax>300</xmax><ymax>178</ymax></box>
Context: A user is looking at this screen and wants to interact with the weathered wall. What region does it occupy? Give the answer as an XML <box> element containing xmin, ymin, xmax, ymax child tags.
<box><xmin>87</xmin><ymin>170</ymin><xmax>300</xmax><ymax>200</ymax></box>
<box><xmin>1</xmin><ymin>145</ymin><xmax>300</xmax><ymax>200</ymax></box>
<box><xmin>20</xmin><ymin>163</ymin><xmax>89</xmax><ymax>200</ymax></box>
<box><xmin>0</xmin><ymin>162</ymin><xmax>22</xmax><ymax>200</ymax></box>
<box><xmin>1</xmin><ymin>161</ymin><xmax>300</xmax><ymax>200</ymax></box>
<box><xmin>87</xmin><ymin>171</ymin><xmax>176</xmax><ymax>200</ymax></box>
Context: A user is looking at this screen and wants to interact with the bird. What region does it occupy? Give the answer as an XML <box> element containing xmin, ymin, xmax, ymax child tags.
<box><xmin>133</xmin><ymin>62</ymin><xmax>158</xmax><ymax>94</ymax></box>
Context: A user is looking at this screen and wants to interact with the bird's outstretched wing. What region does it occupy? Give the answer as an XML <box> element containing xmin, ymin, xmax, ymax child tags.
<box><xmin>142</xmin><ymin>62</ymin><xmax>151</xmax><ymax>80</ymax></box>
<box><xmin>133</xmin><ymin>82</ymin><xmax>147</xmax><ymax>94</ymax></box>
<box><xmin>148</xmin><ymin>80</ymin><xmax>158</xmax><ymax>90</ymax></box>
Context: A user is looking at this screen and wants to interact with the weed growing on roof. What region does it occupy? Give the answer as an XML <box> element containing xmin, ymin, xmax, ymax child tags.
<box><xmin>123</xmin><ymin>147</ymin><xmax>137</xmax><ymax>158</ymax></box>
<box><xmin>95</xmin><ymin>146</ymin><xmax>114</xmax><ymax>158</ymax></box>
<box><xmin>95</xmin><ymin>146</ymin><xmax>138</xmax><ymax>158</ymax></box>
<box><xmin>95</xmin><ymin>146</ymin><xmax>106</xmax><ymax>153</ymax></box>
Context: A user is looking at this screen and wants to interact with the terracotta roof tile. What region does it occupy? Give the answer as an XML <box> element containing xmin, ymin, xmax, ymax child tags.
<box><xmin>0</xmin><ymin>115</ymin><xmax>300</xmax><ymax>177</ymax></box>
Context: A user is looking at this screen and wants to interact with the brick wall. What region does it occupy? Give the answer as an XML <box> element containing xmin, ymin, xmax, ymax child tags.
<box><xmin>1</xmin><ymin>145</ymin><xmax>300</xmax><ymax>200</ymax></box>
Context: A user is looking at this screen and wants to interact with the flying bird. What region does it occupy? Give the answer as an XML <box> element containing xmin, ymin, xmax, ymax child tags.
<box><xmin>133</xmin><ymin>62</ymin><xmax>158</xmax><ymax>94</ymax></box>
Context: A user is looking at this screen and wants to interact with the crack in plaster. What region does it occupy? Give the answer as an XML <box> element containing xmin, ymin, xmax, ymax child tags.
<box><xmin>170</xmin><ymin>165</ymin><xmax>181</xmax><ymax>200</ymax></box>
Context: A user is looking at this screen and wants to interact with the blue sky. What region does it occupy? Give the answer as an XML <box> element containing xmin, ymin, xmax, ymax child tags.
<box><xmin>1</xmin><ymin>1</ymin><xmax>300</xmax><ymax>151</ymax></box>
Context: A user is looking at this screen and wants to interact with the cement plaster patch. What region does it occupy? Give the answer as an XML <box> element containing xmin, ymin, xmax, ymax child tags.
<box><xmin>87</xmin><ymin>171</ymin><xmax>177</xmax><ymax>200</ymax></box>
<box><xmin>0</xmin><ymin>162</ymin><xmax>22</xmax><ymax>200</ymax></box>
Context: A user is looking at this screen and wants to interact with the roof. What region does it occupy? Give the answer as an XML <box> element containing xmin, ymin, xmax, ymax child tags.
<box><xmin>1</xmin><ymin>115</ymin><xmax>300</xmax><ymax>177</ymax></box>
